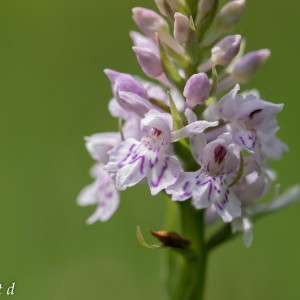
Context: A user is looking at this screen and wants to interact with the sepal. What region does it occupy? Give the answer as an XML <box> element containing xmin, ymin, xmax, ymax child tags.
<box><xmin>136</xmin><ymin>226</ymin><xmax>165</xmax><ymax>249</ymax></box>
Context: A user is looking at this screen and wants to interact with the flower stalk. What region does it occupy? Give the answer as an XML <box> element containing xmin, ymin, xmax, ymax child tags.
<box><xmin>175</xmin><ymin>201</ymin><xmax>207</xmax><ymax>300</ymax></box>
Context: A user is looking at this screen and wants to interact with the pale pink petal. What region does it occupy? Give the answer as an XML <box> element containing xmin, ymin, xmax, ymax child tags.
<box><xmin>85</xmin><ymin>132</ymin><xmax>121</xmax><ymax>163</ymax></box>
<box><xmin>213</xmin><ymin>189</ymin><xmax>241</xmax><ymax>222</ymax></box>
<box><xmin>171</xmin><ymin>120</ymin><xmax>218</xmax><ymax>142</ymax></box>
<box><xmin>77</xmin><ymin>165</ymin><xmax>120</xmax><ymax>223</ymax></box>
<box><xmin>147</xmin><ymin>155</ymin><xmax>181</xmax><ymax>195</ymax></box>
<box><xmin>231</xmin><ymin>215</ymin><xmax>253</xmax><ymax>247</ymax></box>
<box><xmin>141</xmin><ymin>109</ymin><xmax>173</xmax><ymax>139</ymax></box>
<box><xmin>105</xmin><ymin>138</ymin><xmax>139</xmax><ymax>174</ymax></box>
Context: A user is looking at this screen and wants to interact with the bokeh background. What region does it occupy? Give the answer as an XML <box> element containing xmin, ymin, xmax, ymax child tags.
<box><xmin>0</xmin><ymin>0</ymin><xmax>299</xmax><ymax>299</ymax></box>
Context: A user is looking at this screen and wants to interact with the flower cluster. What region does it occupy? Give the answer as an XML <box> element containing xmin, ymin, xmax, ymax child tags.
<box><xmin>78</xmin><ymin>0</ymin><xmax>299</xmax><ymax>247</ymax></box>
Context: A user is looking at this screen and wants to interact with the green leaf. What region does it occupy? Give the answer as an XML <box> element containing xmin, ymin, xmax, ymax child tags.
<box><xmin>157</xmin><ymin>35</ymin><xmax>186</xmax><ymax>92</ymax></box>
<box><xmin>118</xmin><ymin>118</ymin><xmax>125</xmax><ymax>141</ymax></box>
<box><xmin>168</xmin><ymin>91</ymin><xmax>183</xmax><ymax>131</ymax></box>
<box><xmin>228</xmin><ymin>151</ymin><xmax>244</xmax><ymax>188</ymax></box>
<box><xmin>136</xmin><ymin>226</ymin><xmax>165</xmax><ymax>249</ymax></box>
<box><xmin>149</xmin><ymin>98</ymin><xmax>171</xmax><ymax>113</ymax></box>
<box><xmin>209</xmin><ymin>63</ymin><xmax>218</xmax><ymax>97</ymax></box>
<box><xmin>165</xmin><ymin>43</ymin><xmax>191</xmax><ymax>70</ymax></box>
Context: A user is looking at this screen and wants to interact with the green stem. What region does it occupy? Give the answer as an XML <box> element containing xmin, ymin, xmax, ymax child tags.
<box><xmin>161</xmin><ymin>199</ymin><xmax>181</xmax><ymax>299</ymax></box>
<box><xmin>172</xmin><ymin>201</ymin><xmax>208</xmax><ymax>300</ymax></box>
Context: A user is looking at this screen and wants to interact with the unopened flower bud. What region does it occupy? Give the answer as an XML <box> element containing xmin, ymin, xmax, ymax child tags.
<box><xmin>215</xmin><ymin>0</ymin><xmax>245</xmax><ymax>32</ymax></box>
<box><xmin>155</xmin><ymin>0</ymin><xmax>183</xmax><ymax>17</ymax></box>
<box><xmin>132</xmin><ymin>46</ymin><xmax>163</xmax><ymax>78</ymax></box>
<box><xmin>174</xmin><ymin>12</ymin><xmax>190</xmax><ymax>44</ymax></box>
<box><xmin>196</xmin><ymin>0</ymin><xmax>218</xmax><ymax>25</ymax></box>
<box><xmin>198</xmin><ymin>0</ymin><xmax>217</xmax><ymax>15</ymax></box>
<box><xmin>104</xmin><ymin>69</ymin><xmax>148</xmax><ymax>99</ymax></box>
<box><xmin>155</xmin><ymin>0</ymin><xmax>169</xmax><ymax>16</ymax></box>
<box><xmin>133</xmin><ymin>7</ymin><xmax>169</xmax><ymax>39</ymax></box>
<box><xmin>203</xmin><ymin>0</ymin><xmax>245</xmax><ymax>46</ymax></box>
<box><xmin>211</xmin><ymin>34</ymin><xmax>241</xmax><ymax>66</ymax></box>
<box><xmin>183</xmin><ymin>73</ymin><xmax>210</xmax><ymax>107</ymax></box>
<box><xmin>130</xmin><ymin>31</ymin><xmax>158</xmax><ymax>51</ymax></box>
<box><xmin>232</xmin><ymin>49</ymin><xmax>270</xmax><ymax>83</ymax></box>
<box><xmin>132</xmin><ymin>7</ymin><xmax>184</xmax><ymax>54</ymax></box>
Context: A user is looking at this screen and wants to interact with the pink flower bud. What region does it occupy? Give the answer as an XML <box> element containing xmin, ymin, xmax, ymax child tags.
<box><xmin>174</xmin><ymin>12</ymin><xmax>190</xmax><ymax>44</ymax></box>
<box><xmin>132</xmin><ymin>46</ymin><xmax>163</xmax><ymax>78</ymax></box>
<box><xmin>211</xmin><ymin>35</ymin><xmax>241</xmax><ymax>66</ymax></box>
<box><xmin>198</xmin><ymin>0</ymin><xmax>217</xmax><ymax>14</ymax></box>
<box><xmin>232</xmin><ymin>49</ymin><xmax>271</xmax><ymax>83</ymax></box>
<box><xmin>130</xmin><ymin>31</ymin><xmax>158</xmax><ymax>52</ymax></box>
<box><xmin>104</xmin><ymin>69</ymin><xmax>148</xmax><ymax>100</ymax></box>
<box><xmin>155</xmin><ymin>0</ymin><xmax>182</xmax><ymax>17</ymax></box>
<box><xmin>183</xmin><ymin>73</ymin><xmax>210</xmax><ymax>107</ymax></box>
<box><xmin>155</xmin><ymin>0</ymin><xmax>168</xmax><ymax>16</ymax></box>
<box><xmin>132</xmin><ymin>7</ymin><xmax>184</xmax><ymax>55</ymax></box>
<box><xmin>132</xmin><ymin>7</ymin><xmax>169</xmax><ymax>40</ymax></box>
<box><xmin>215</xmin><ymin>0</ymin><xmax>245</xmax><ymax>32</ymax></box>
<box><xmin>196</xmin><ymin>0</ymin><xmax>218</xmax><ymax>25</ymax></box>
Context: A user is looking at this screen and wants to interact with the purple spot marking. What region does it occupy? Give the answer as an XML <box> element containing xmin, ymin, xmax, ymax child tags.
<box><xmin>128</xmin><ymin>155</ymin><xmax>146</xmax><ymax>175</ymax></box>
<box><xmin>117</xmin><ymin>143</ymin><xmax>136</xmax><ymax>168</ymax></box>
<box><xmin>239</xmin><ymin>136</ymin><xmax>246</xmax><ymax>147</ymax></box>
<box><xmin>249</xmin><ymin>109</ymin><xmax>262</xmax><ymax>119</ymax></box>
<box><xmin>214</xmin><ymin>145</ymin><xmax>226</xmax><ymax>165</ymax></box>
<box><xmin>200</xmin><ymin>179</ymin><xmax>211</xmax><ymax>186</ymax></box>
<box><xmin>149</xmin><ymin>152</ymin><xmax>159</xmax><ymax>169</ymax></box>
<box><xmin>206</xmin><ymin>162</ymin><xmax>210</xmax><ymax>172</ymax></box>
<box><xmin>180</xmin><ymin>192</ymin><xmax>192</xmax><ymax>199</ymax></box>
<box><xmin>214</xmin><ymin>186</ymin><xmax>221</xmax><ymax>194</ymax></box>
<box><xmin>207</xmin><ymin>181</ymin><xmax>212</xmax><ymax>202</ymax></box>
<box><xmin>151</xmin><ymin>156</ymin><xmax>170</xmax><ymax>188</ymax></box>
<box><xmin>216</xmin><ymin>203</ymin><xmax>223</xmax><ymax>211</ymax></box>
<box><xmin>129</xmin><ymin>144</ymin><xmax>136</xmax><ymax>152</ymax></box>
<box><xmin>183</xmin><ymin>181</ymin><xmax>190</xmax><ymax>190</ymax></box>
<box><xmin>98</xmin><ymin>181</ymin><xmax>110</xmax><ymax>191</ymax></box>
<box><xmin>105</xmin><ymin>192</ymin><xmax>113</xmax><ymax>198</ymax></box>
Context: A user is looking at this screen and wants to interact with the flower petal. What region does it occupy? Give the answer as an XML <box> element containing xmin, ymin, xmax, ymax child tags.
<box><xmin>141</xmin><ymin>109</ymin><xmax>173</xmax><ymax>138</ymax></box>
<box><xmin>166</xmin><ymin>171</ymin><xmax>196</xmax><ymax>201</ymax></box>
<box><xmin>147</xmin><ymin>155</ymin><xmax>181</xmax><ymax>195</ymax></box>
<box><xmin>85</xmin><ymin>132</ymin><xmax>121</xmax><ymax>163</ymax></box>
<box><xmin>231</xmin><ymin>215</ymin><xmax>253</xmax><ymax>247</ymax></box>
<box><xmin>105</xmin><ymin>138</ymin><xmax>140</xmax><ymax>174</ymax></box>
<box><xmin>118</xmin><ymin>90</ymin><xmax>155</xmax><ymax>117</ymax></box>
<box><xmin>213</xmin><ymin>188</ymin><xmax>241</xmax><ymax>222</ymax></box>
<box><xmin>171</xmin><ymin>120</ymin><xmax>218</xmax><ymax>142</ymax></box>
<box><xmin>267</xmin><ymin>184</ymin><xmax>300</xmax><ymax>212</ymax></box>
<box><xmin>77</xmin><ymin>165</ymin><xmax>120</xmax><ymax>223</ymax></box>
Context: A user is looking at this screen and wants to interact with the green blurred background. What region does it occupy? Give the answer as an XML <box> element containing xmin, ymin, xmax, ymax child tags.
<box><xmin>0</xmin><ymin>0</ymin><xmax>299</xmax><ymax>299</ymax></box>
